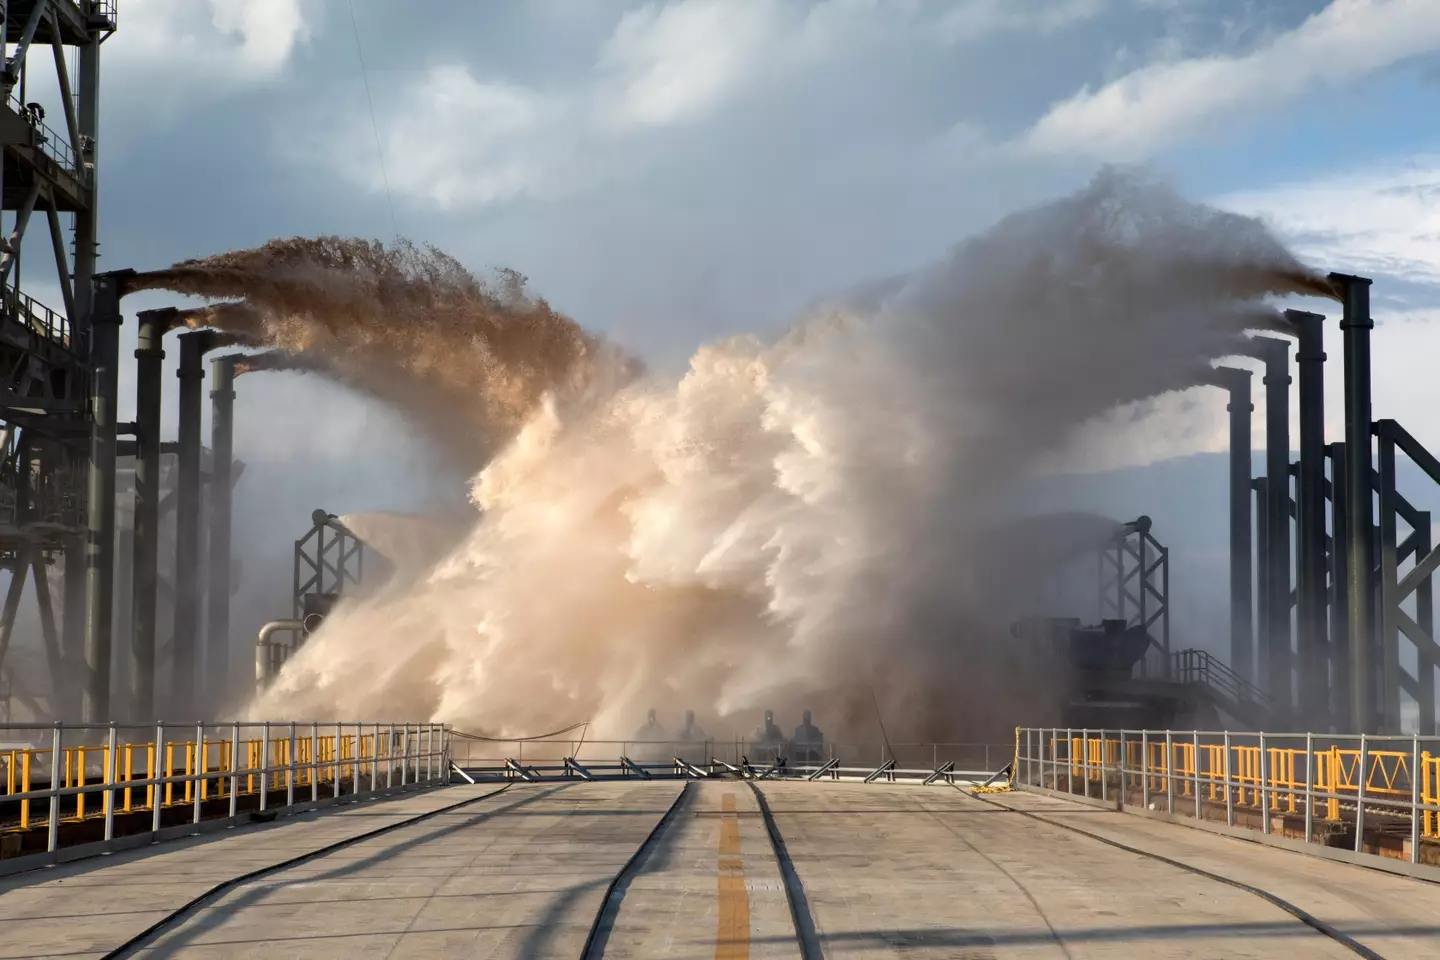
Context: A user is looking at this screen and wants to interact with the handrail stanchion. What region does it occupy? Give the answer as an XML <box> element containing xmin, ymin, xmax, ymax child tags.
<box><xmin>1082</xmin><ymin>728</ymin><xmax>1091</xmax><ymax>799</ymax></box>
<box><xmin>1193</xmin><ymin>731</ymin><xmax>1201</xmax><ymax>819</ymax></box>
<box><xmin>152</xmin><ymin>722</ymin><xmax>166</xmax><ymax>833</ymax></box>
<box><xmin>387</xmin><ymin>723</ymin><xmax>396</xmax><ymax>790</ymax></box>
<box><xmin>193</xmin><ymin>722</ymin><xmax>203</xmax><ymax>824</ymax></box>
<box><xmin>1223</xmin><ymin>731</ymin><xmax>1234</xmax><ymax>827</ymax></box>
<box><xmin>287</xmin><ymin>722</ymin><xmax>297</xmax><ymax>808</ymax></box>
<box><xmin>1141</xmin><ymin>730</ymin><xmax>1150</xmax><ymax>809</ymax></box>
<box><xmin>104</xmin><ymin>723</ymin><xmax>117</xmax><ymax>842</ymax></box>
<box><xmin>1165</xmin><ymin>730</ymin><xmax>1175</xmax><ymax>813</ymax></box>
<box><xmin>333</xmin><ymin>722</ymin><xmax>342</xmax><ymax>799</ymax></box>
<box><xmin>229</xmin><ymin>722</ymin><xmax>240</xmax><ymax>819</ymax></box>
<box><xmin>1411</xmin><ymin>733</ymin><xmax>1422</xmax><ymax>863</ymax></box>
<box><xmin>401</xmin><ymin>723</ymin><xmax>410</xmax><ymax>788</ymax></box>
<box><xmin>1356</xmin><ymin>734</ymin><xmax>1369</xmax><ymax>854</ymax></box>
<box><xmin>1304</xmin><ymin>732</ymin><xmax>1315</xmax><ymax>844</ymax></box>
<box><xmin>46</xmin><ymin>723</ymin><xmax>61</xmax><ymax>853</ymax></box>
<box><xmin>1259</xmin><ymin>732</ymin><xmax>1270</xmax><ymax>835</ymax></box>
<box><xmin>311</xmin><ymin>721</ymin><xmax>320</xmax><ymax>802</ymax></box>
<box><xmin>260</xmin><ymin>723</ymin><xmax>270</xmax><ymax>812</ymax></box>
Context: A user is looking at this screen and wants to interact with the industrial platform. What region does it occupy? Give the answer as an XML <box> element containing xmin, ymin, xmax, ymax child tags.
<box><xmin>2</xmin><ymin>780</ymin><xmax>1437</xmax><ymax>959</ymax></box>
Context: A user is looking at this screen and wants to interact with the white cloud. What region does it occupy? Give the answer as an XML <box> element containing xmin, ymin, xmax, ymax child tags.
<box><xmin>1022</xmin><ymin>0</ymin><xmax>1440</xmax><ymax>159</ymax></box>
<box><xmin>109</xmin><ymin>0</ymin><xmax>310</xmax><ymax>82</ymax></box>
<box><xmin>936</xmin><ymin>0</ymin><xmax>1110</xmax><ymax>44</ymax></box>
<box><xmin>597</xmin><ymin>0</ymin><xmax>782</xmax><ymax>128</ymax></box>
<box><xmin>368</xmin><ymin>66</ymin><xmax>563</xmax><ymax>209</ymax></box>
<box><xmin>1218</xmin><ymin>158</ymin><xmax>1440</xmax><ymax>289</ymax></box>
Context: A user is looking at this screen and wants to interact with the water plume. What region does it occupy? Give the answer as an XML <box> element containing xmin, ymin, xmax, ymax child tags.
<box><xmin>129</xmin><ymin>238</ymin><xmax>638</xmax><ymax>470</ymax></box>
<box><xmin>224</xmin><ymin>168</ymin><xmax>1320</xmax><ymax>742</ymax></box>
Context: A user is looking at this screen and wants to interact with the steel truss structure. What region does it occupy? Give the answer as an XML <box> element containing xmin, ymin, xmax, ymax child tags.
<box><xmin>0</xmin><ymin>1</ymin><xmax>114</xmax><ymax>723</ymax></box>
<box><xmin>1097</xmin><ymin>515</ymin><xmax>1170</xmax><ymax>672</ymax></box>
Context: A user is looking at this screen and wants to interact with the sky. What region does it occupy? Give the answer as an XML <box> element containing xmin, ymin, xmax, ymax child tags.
<box><xmin>7</xmin><ymin>0</ymin><xmax>1440</xmax><ymax>704</ymax></box>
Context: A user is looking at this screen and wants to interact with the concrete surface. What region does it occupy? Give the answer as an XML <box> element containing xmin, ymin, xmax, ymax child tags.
<box><xmin>4</xmin><ymin>777</ymin><xmax>1439</xmax><ymax>959</ymax></box>
<box><xmin>996</xmin><ymin>787</ymin><xmax>1440</xmax><ymax>959</ymax></box>
<box><xmin>760</xmin><ymin>781</ymin><xmax>1440</xmax><ymax>959</ymax></box>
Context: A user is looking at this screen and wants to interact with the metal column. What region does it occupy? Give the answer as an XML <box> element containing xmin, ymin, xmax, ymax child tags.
<box><xmin>81</xmin><ymin>272</ymin><xmax>130</xmax><ymax>723</ymax></box>
<box><xmin>1248</xmin><ymin>336</ymin><xmax>1293</xmax><ymax>714</ymax></box>
<box><xmin>1327</xmin><ymin>442</ymin><xmax>1350</xmax><ymax>730</ymax></box>
<box><xmin>173</xmin><ymin>331</ymin><xmax>216</xmax><ymax>717</ymax></box>
<box><xmin>1331</xmin><ymin>274</ymin><xmax>1375</xmax><ymax>733</ymax></box>
<box><xmin>1209</xmin><ymin>367</ymin><xmax>1254</xmax><ymax>684</ymax></box>
<box><xmin>1287</xmin><ymin>311</ymin><xmax>1329</xmax><ymax>727</ymax></box>
<box><xmin>130</xmin><ymin>309</ymin><xmax>172</xmax><ymax>720</ymax></box>
<box><xmin>207</xmin><ymin>356</ymin><xmax>238</xmax><ymax>704</ymax></box>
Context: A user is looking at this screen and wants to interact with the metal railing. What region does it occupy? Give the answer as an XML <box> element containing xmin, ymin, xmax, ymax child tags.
<box><xmin>1170</xmin><ymin>649</ymin><xmax>1271</xmax><ymax>709</ymax></box>
<box><xmin>450</xmin><ymin>738</ymin><xmax>1010</xmax><ymax>784</ymax></box>
<box><xmin>0</xmin><ymin>284</ymin><xmax>73</xmax><ymax>351</ymax></box>
<box><xmin>5</xmin><ymin>91</ymin><xmax>84</xmax><ymax>180</ymax></box>
<box><xmin>0</xmin><ymin>721</ymin><xmax>449</xmax><ymax>863</ymax></box>
<box><xmin>1016</xmin><ymin>727</ymin><xmax>1440</xmax><ymax>867</ymax></box>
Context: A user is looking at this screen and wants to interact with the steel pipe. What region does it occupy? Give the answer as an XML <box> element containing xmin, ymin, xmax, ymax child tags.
<box><xmin>1245</xmin><ymin>336</ymin><xmax>1292</xmax><ymax>715</ymax></box>
<box><xmin>207</xmin><ymin>355</ymin><xmax>238</xmax><ymax>703</ymax></box>
<box><xmin>130</xmin><ymin>308</ymin><xmax>174</xmax><ymax>720</ymax></box>
<box><xmin>1331</xmin><ymin>273</ymin><xmax>1375</xmax><ymax>733</ymax></box>
<box><xmin>81</xmin><ymin>271</ymin><xmax>130</xmax><ymax>723</ymax></box>
<box><xmin>1286</xmin><ymin>310</ymin><xmax>1329</xmax><ymax>728</ymax></box>
<box><xmin>1206</xmin><ymin>366</ymin><xmax>1254</xmax><ymax>684</ymax></box>
<box><xmin>255</xmin><ymin>619</ymin><xmax>304</xmax><ymax>686</ymax></box>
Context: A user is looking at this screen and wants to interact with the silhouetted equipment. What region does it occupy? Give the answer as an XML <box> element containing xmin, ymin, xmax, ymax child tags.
<box><xmin>677</xmin><ymin>709</ymin><xmax>707</xmax><ymax>741</ymax></box>
<box><xmin>792</xmin><ymin>709</ymin><xmax>824</xmax><ymax>762</ymax></box>
<box><xmin>1010</xmin><ymin>616</ymin><xmax>1226</xmax><ymax>729</ymax></box>
<box><xmin>301</xmin><ymin>592</ymin><xmax>338</xmax><ymax>637</ymax></box>
<box><xmin>633</xmin><ymin>708</ymin><xmax>665</xmax><ymax>741</ymax></box>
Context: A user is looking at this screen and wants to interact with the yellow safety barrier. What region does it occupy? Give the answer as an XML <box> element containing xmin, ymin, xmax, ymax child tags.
<box><xmin>1</xmin><ymin>724</ymin><xmax>446</xmax><ymax>841</ymax></box>
<box><xmin>1034</xmin><ymin>729</ymin><xmax>1440</xmax><ymax>839</ymax></box>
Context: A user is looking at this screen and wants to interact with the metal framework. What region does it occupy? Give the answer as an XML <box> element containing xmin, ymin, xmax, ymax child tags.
<box><xmin>0</xmin><ymin>2</ymin><xmax>115</xmax><ymax>724</ymax></box>
<box><xmin>294</xmin><ymin>508</ymin><xmax>364</xmax><ymax>621</ymax></box>
<box><xmin>1096</xmin><ymin>516</ymin><xmax>1170</xmax><ymax>668</ymax></box>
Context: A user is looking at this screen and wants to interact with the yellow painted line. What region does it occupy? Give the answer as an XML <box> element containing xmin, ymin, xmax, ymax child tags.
<box><xmin>716</xmin><ymin>792</ymin><xmax>750</xmax><ymax>960</ymax></box>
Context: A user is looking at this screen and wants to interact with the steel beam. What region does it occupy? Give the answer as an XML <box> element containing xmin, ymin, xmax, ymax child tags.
<box><xmin>207</xmin><ymin>355</ymin><xmax>238</xmax><ymax>705</ymax></box>
<box><xmin>130</xmin><ymin>308</ymin><xmax>172</xmax><ymax>720</ymax></box>
<box><xmin>1326</xmin><ymin>442</ymin><xmax>1350</xmax><ymax>731</ymax></box>
<box><xmin>1331</xmin><ymin>273</ymin><xmax>1376</xmax><ymax>733</ymax></box>
<box><xmin>81</xmin><ymin>270</ymin><xmax>128</xmax><ymax>723</ymax></box>
<box><xmin>1287</xmin><ymin>311</ymin><xmax>1329</xmax><ymax>727</ymax></box>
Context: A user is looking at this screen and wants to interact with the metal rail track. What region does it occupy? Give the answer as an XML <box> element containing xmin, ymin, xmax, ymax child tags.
<box><xmin>580</xmin><ymin>779</ymin><xmax>825</xmax><ymax>959</ymax></box>
<box><xmin>964</xmin><ymin>787</ymin><xmax>1390</xmax><ymax>960</ymax></box>
<box><xmin>100</xmin><ymin>783</ymin><xmax>515</xmax><ymax>960</ymax></box>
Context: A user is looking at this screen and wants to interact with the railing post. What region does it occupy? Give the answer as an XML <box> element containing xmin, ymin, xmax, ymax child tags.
<box><xmin>1082</xmin><ymin>728</ymin><xmax>1091</xmax><ymax>799</ymax></box>
<box><xmin>1141</xmin><ymin>730</ymin><xmax>1150</xmax><ymax>809</ymax></box>
<box><xmin>152</xmin><ymin>722</ymin><xmax>166</xmax><ymax>834</ymax></box>
<box><xmin>1193</xmin><ymin>731</ymin><xmax>1201</xmax><ymax>820</ymax></box>
<box><xmin>1165</xmin><ymin>730</ymin><xmax>1175</xmax><ymax>814</ymax></box>
<box><xmin>387</xmin><ymin>723</ymin><xmax>396</xmax><ymax>790</ymax></box>
<box><xmin>401</xmin><ymin>723</ymin><xmax>410</xmax><ymax>787</ymax></box>
<box><xmin>1355</xmin><ymin>734</ymin><xmax>1369</xmax><ymax>854</ymax></box>
<box><xmin>47</xmin><ymin>723</ymin><xmax>62</xmax><ymax>853</ymax></box>
<box><xmin>333</xmin><ymin>722</ymin><xmax>342</xmax><ymax>799</ymax></box>
<box><xmin>229</xmin><ymin>722</ymin><xmax>239</xmax><ymax>819</ymax></box>
<box><xmin>288</xmin><ymin>722</ymin><xmax>297</xmax><ymax>807</ymax></box>
<box><xmin>1411</xmin><ymin>733</ymin><xmax>1421</xmax><ymax>864</ymax></box>
<box><xmin>1223</xmin><ymin>731</ymin><xmax>1234</xmax><ymax>827</ymax></box>
<box><xmin>103</xmin><ymin>723</ymin><xmax>117</xmax><ymax>842</ymax></box>
<box><xmin>1304</xmin><ymin>732</ymin><xmax>1315</xmax><ymax>844</ymax></box>
<box><xmin>1118</xmin><ymin>730</ymin><xmax>1127</xmax><ymax>802</ymax></box>
<box><xmin>260</xmin><ymin>723</ymin><xmax>270</xmax><ymax>812</ymax></box>
<box><xmin>1259</xmin><ymin>732</ymin><xmax>1270</xmax><ymax>835</ymax></box>
<box><xmin>311</xmin><ymin>721</ymin><xmax>320</xmax><ymax>802</ymax></box>
<box><xmin>193</xmin><ymin>722</ymin><xmax>203</xmax><ymax>825</ymax></box>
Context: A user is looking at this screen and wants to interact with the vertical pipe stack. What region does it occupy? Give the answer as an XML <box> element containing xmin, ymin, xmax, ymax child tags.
<box><xmin>1210</xmin><ymin>367</ymin><xmax>1254</xmax><ymax>684</ymax></box>
<box><xmin>1331</xmin><ymin>273</ymin><xmax>1375</xmax><ymax>733</ymax></box>
<box><xmin>1288</xmin><ymin>311</ymin><xmax>1329</xmax><ymax>727</ymax></box>
<box><xmin>130</xmin><ymin>308</ymin><xmax>171</xmax><ymax>720</ymax></box>
<box><xmin>1249</xmin><ymin>337</ymin><xmax>1292</xmax><ymax>716</ymax></box>
<box><xmin>1326</xmin><ymin>442</ymin><xmax>1350</xmax><ymax>729</ymax></box>
<box><xmin>206</xmin><ymin>356</ymin><xmax>238</xmax><ymax>704</ymax></box>
<box><xmin>81</xmin><ymin>272</ymin><xmax>129</xmax><ymax>723</ymax></box>
<box><xmin>173</xmin><ymin>331</ymin><xmax>212</xmax><ymax>717</ymax></box>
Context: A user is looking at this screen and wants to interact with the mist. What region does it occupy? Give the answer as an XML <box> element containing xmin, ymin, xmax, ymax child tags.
<box><xmin>131</xmin><ymin>168</ymin><xmax>1327</xmax><ymax>742</ymax></box>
